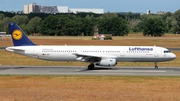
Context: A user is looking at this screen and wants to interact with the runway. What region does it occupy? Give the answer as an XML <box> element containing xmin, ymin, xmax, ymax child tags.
<box><xmin>0</xmin><ymin>66</ymin><xmax>180</xmax><ymax>76</ymax></box>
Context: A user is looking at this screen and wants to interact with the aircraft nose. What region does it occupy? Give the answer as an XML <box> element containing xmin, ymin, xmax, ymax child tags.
<box><xmin>171</xmin><ymin>53</ymin><xmax>176</xmax><ymax>60</ymax></box>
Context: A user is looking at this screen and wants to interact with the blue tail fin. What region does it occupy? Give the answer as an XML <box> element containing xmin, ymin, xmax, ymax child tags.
<box><xmin>8</xmin><ymin>22</ymin><xmax>36</xmax><ymax>46</ymax></box>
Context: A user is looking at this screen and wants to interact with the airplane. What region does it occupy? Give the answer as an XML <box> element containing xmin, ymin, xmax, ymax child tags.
<box><xmin>6</xmin><ymin>22</ymin><xmax>176</xmax><ymax>70</ymax></box>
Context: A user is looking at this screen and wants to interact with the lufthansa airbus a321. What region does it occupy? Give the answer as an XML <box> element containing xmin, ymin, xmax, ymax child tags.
<box><xmin>6</xmin><ymin>22</ymin><xmax>176</xmax><ymax>70</ymax></box>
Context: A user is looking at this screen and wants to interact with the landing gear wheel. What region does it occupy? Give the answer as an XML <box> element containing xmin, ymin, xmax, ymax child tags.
<box><xmin>154</xmin><ymin>62</ymin><xmax>158</xmax><ymax>69</ymax></box>
<box><xmin>155</xmin><ymin>66</ymin><xmax>158</xmax><ymax>69</ymax></box>
<box><xmin>88</xmin><ymin>64</ymin><xmax>94</xmax><ymax>70</ymax></box>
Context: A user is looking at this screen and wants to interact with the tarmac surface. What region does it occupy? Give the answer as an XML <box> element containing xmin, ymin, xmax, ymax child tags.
<box><xmin>0</xmin><ymin>66</ymin><xmax>180</xmax><ymax>76</ymax></box>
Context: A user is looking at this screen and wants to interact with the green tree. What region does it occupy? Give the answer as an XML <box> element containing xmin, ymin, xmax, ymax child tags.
<box><xmin>0</xmin><ymin>13</ymin><xmax>5</xmax><ymax>20</ymax></box>
<box><xmin>143</xmin><ymin>18</ymin><xmax>166</xmax><ymax>36</ymax></box>
<box><xmin>128</xmin><ymin>19</ymin><xmax>142</xmax><ymax>32</ymax></box>
<box><xmin>11</xmin><ymin>15</ymin><xmax>29</xmax><ymax>25</ymax></box>
<box><xmin>173</xmin><ymin>9</ymin><xmax>180</xmax><ymax>33</ymax></box>
<box><xmin>40</xmin><ymin>15</ymin><xmax>59</xmax><ymax>36</ymax></box>
<box><xmin>100</xmin><ymin>12</ymin><xmax>118</xmax><ymax>18</ymax></box>
<box><xmin>165</xmin><ymin>17</ymin><xmax>173</xmax><ymax>33</ymax></box>
<box><xmin>57</xmin><ymin>15</ymin><xmax>71</xmax><ymax>36</ymax></box>
<box><xmin>57</xmin><ymin>15</ymin><xmax>79</xmax><ymax>36</ymax></box>
<box><xmin>62</xmin><ymin>20</ymin><xmax>77</xmax><ymax>36</ymax></box>
<box><xmin>80</xmin><ymin>18</ymin><xmax>94</xmax><ymax>36</ymax></box>
<box><xmin>2</xmin><ymin>17</ymin><xmax>11</xmax><ymax>33</ymax></box>
<box><xmin>27</xmin><ymin>16</ymin><xmax>42</xmax><ymax>35</ymax></box>
<box><xmin>98</xmin><ymin>17</ymin><xmax>128</xmax><ymax>36</ymax></box>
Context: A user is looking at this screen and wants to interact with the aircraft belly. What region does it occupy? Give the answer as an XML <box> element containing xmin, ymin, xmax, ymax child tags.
<box><xmin>58</xmin><ymin>55</ymin><xmax>76</xmax><ymax>61</ymax></box>
<box><xmin>48</xmin><ymin>54</ymin><xmax>76</xmax><ymax>61</ymax></box>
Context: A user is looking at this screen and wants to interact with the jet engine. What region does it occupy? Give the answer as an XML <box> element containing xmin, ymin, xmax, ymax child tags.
<box><xmin>96</xmin><ymin>58</ymin><xmax>117</xmax><ymax>66</ymax></box>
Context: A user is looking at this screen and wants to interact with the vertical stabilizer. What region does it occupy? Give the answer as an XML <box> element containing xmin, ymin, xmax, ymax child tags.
<box><xmin>8</xmin><ymin>22</ymin><xmax>36</xmax><ymax>46</ymax></box>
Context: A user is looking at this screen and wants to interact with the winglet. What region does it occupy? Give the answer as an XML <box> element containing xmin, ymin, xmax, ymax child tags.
<box><xmin>8</xmin><ymin>22</ymin><xmax>36</xmax><ymax>46</ymax></box>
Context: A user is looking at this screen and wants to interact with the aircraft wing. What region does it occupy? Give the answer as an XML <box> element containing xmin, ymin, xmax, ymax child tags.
<box><xmin>73</xmin><ymin>53</ymin><xmax>117</xmax><ymax>62</ymax></box>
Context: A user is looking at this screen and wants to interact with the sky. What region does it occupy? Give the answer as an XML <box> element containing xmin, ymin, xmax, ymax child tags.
<box><xmin>0</xmin><ymin>0</ymin><xmax>180</xmax><ymax>13</ymax></box>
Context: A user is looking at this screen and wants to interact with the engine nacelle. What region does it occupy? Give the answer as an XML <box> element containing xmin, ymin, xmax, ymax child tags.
<box><xmin>96</xmin><ymin>59</ymin><xmax>117</xmax><ymax>66</ymax></box>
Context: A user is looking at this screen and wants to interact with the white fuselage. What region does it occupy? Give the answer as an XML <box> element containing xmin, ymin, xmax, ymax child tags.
<box><xmin>6</xmin><ymin>45</ymin><xmax>176</xmax><ymax>63</ymax></box>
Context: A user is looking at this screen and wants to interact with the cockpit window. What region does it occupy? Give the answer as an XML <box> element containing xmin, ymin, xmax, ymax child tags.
<box><xmin>164</xmin><ymin>50</ymin><xmax>171</xmax><ymax>53</ymax></box>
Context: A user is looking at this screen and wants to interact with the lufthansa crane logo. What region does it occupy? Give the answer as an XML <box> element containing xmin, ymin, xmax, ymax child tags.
<box><xmin>12</xmin><ymin>30</ymin><xmax>23</xmax><ymax>40</ymax></box>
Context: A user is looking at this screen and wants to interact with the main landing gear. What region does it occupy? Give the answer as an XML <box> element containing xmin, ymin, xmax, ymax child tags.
<box><xmin>155</xmin><ymin>62</ymin><xmax>158</xmax><ymax>69</ymax></box>
<box><xmin>88</xmin><ymin>63</ymin><xmax>95</xmax><ymax>70</ymax></box>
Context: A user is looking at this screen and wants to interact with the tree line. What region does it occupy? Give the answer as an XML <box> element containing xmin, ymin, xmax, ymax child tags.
<box><xmin>1</xmin><ymin>9</ymin><xmax>180</xmax><ymax>36</ymax></box>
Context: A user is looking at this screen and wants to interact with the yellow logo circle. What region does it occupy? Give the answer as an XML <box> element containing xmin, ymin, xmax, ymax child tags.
<box><xmin>12</xmin><ymin>30</ymin><xmax>23</xmax><ymax>40</ymax></box>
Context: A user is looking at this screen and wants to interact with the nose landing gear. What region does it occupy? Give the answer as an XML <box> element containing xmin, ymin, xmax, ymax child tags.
<box><xmin>155</xmin><ymin>62</ymin><xmax>158</xmax><ymax>69</ymax></box>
